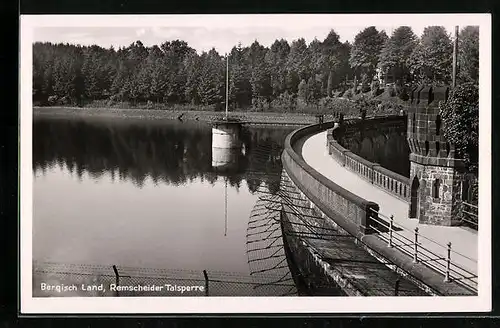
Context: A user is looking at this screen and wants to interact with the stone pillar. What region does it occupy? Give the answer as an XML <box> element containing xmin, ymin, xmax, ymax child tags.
<box><xmin>212</xmin><ymin>121</ymin><xmax>242</xmax><ymax>149</ymax></box>
<box><xmin>406</xmin><ymin>85</ymin><xmax>464</xmax><ymax>226</ymax></box>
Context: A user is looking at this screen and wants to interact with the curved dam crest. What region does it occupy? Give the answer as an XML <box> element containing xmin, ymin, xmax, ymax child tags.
<box><xmin>280</xmin><ymin>117</ymin><xmax>477</xmax><ymax>296</ymax></box>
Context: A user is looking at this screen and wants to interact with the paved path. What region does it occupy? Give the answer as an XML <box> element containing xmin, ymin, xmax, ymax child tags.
<box><xmin>300</xmin><ymin>131</ymin><xmax>478</xmax><ymax>279</ymax></box>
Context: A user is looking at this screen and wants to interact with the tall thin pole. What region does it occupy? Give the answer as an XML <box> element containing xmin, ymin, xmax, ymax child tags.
<box><xmin>225</xmin><ymin>53</ymin><xmax>229</xmax><ymax>120</ymax></box>
<box><xmin>452</xmin><ymin>25</ymin><xmax>459</xmax><ymax>88</ymax></box>
<box><xmin>224</xmin><ymin>177</ymin><xmax>227</xmax><ymax>236</ymax></box>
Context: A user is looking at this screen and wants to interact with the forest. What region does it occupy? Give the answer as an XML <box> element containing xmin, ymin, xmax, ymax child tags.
<box><xmin>33</xmin><ymin>26</ymin><xmax>479</xmax><ymax>114</ymax></box>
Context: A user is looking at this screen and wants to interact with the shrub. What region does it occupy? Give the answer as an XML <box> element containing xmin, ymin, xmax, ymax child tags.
<box><xmin>370</xmin><ymin>80</ymin><xmax>382</xmax><ymax>96</ymax></box>
<box><xmin>109</xmin><ymin>94</ymin><xmax>120</xmax><ymax>102</ymax></box>
<box><xmin>393</xmin><ymin>84</ymin><xmax>410</xmax><ymax>101</ymax></box>
<box><xmin>318</xmin><ymin>97</ymin><xmax>358</xmax><ymax>117</ymax></box>
<box><xmin>47</xmin><ymin>95</ymin><xmax>58</xmax><ymax>105</ymax></box>
<box><xmin>470</xmin><ymin>183</ymin><xmax>478</xmax><ymax>204</ymax></box>
<box><xmin>374</xmin><ymin>100</ymin><xmax>403</xmax><ymax>116</ymax></box>
<box><xmin>214</xmin><ymin>102</ymin><xmax>225</xmax><ymax>112</ymax></box>
<box><xmin>361</xmin><ymin>74</ymin><xmax>371</xmax><ymax>93</ymax></box>
<box><xmin>252</xmin><ymin>97</ymin><xmax>269</xmax><ymax>112</ymax></box>
<box><xmin>386</xmin><ymin>84</ymin><xmax>397</xmax><ymax>97</ymax></box>
<box><xmin>343</xmin><ymin>89</ymin><xmax>353</xmax><ymax>99</ymax></box>
<box><xmin>398</xmin><ymin>87</ymin><xmax>409</xmax><ymax>101</ymax></box>
<box><xmin>332</xmin><ymin>90</ymin><xmax>343</xmax><ymax>97</ymax></box>
<box><xmin>352</xmin><ymin>96</ymin><xmax>404</xmax><ymax>117</ymax></box>
<box><xmin>354</xmin><ymin>97</ymin><xmax>374</xmax><ymax>115</ymax></box>
<box><xmin>295</xmin><ymin>97</ymin><xmax>309</xmax><ymax>112</ymax></box>
<box><xmin>270</xmin><ymin>91</ymin><xmax>296</xmax><ymax>112</ymax></box>
<box><xmin>297</xmin><ymin>79</ymin><xmax>308</xmax><ymax>101</ymax></box>
<box><xmin>439</xmin><ymin>82</ymin><xmax>479</xmax><ymax>172</ymax></box>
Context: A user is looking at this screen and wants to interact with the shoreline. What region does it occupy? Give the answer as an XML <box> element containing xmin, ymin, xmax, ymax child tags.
<box><xmin>33</xmin><ymin>106</ymin><xmax>333</xmax><ymax>126</ymax></box>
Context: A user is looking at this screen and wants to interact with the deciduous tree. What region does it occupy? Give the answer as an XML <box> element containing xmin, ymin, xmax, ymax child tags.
<box><xmin>265</xmin><ymin>39</ymin><xmax>290</xmax><ymax>97</ymax></box>
<box><xmin>378</xmin><ymin>26</ymin><xmax>418</xmax><ymax>84</ymax></box>
<box><xmin>349</xmin><ymin>27</ymin><xmax>387</xmax><ymax>80</ymax></box>
<box><xmin>408</xmin><ymin>26</ymin><xmax>453</xmax><ymax>84</ymax></box>
<box><xmin>197</xmin><ymin>49</ymin><xmax>225</xmax><ymax>107</ymax></box>
<box><xmin>458</xmin><ymin>26</ymin><xmax>479</xmax><ymax>84</ymax></box>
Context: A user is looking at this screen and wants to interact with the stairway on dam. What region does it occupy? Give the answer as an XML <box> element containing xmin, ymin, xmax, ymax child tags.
<box><xmin>300</xmin><ymin>131</ymin><xmax>478</xmax><ymax>278</ymax></box>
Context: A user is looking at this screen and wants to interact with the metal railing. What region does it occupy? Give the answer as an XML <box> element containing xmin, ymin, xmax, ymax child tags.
<box><xmin>461</xmin><ymin>202</ymin><xmax>478</xmax><ymax>230</ymax></box>
<box><xmin>273</xmin><ymin>173</ymin><xmax>430</xmax><ymax>296</ymax></box>
<box><xmin>368</xmin><ymin>208</ymin><xmax>478</xmax><ymax>293</ymax></box>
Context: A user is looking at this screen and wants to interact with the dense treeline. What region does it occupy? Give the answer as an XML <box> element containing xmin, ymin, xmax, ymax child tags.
<box><xmin>33</xmin><ymin>26</ymin><xmax>479</xmax><ymax>111</ymax></box>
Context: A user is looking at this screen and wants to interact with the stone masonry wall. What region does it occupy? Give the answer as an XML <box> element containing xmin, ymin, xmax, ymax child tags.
<box><xmin>407</xmin><ymin>85</ymin><xmax>466</xmax><ymax>226</ymax></box>
<box><xmin>410</xmin><ymin>162</ymin><xmax>462</xmax><ymax>225</ymax></box>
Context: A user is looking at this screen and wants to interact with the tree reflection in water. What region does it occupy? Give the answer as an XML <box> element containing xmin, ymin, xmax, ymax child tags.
<box><xmin>33</xmin><ymin>117</ymin><xmax>295</xmax><ymax>194</ymax></box>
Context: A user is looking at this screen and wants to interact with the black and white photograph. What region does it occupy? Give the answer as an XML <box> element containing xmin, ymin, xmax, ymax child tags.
<box><xmin>20</xmin><ymin>14</ymin><xmax>491</xmax><ymax>314</ymax></box>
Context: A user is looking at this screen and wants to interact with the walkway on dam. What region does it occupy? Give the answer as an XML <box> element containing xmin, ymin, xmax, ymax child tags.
<box><xmin>299</xmin><ymin>131</ymin><xmax>478</xmax><ymax>279</ymax></box>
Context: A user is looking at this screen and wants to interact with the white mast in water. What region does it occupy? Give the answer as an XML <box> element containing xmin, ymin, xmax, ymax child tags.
<box><xmin>224</xmin><ymin>177</ymin><xmax>228</xmax><ymax>236</ymax></box>
<box><xmin>225</xmin><ymin>53</ymin><xmax>229</xmax><ymax>121</ymax></box>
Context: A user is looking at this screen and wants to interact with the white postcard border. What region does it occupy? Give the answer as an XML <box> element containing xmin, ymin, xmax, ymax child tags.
<box><xmin>20</xmin><ymin>13</ymin><xmax>492</xmax><ymax>314</ymax></box>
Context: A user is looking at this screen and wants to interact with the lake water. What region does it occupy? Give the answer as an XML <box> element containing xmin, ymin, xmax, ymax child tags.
<box><xmin>33</xmin><ymin>116</ymin><xmax>297</xmax><ymax>294</ymax></box>
<box><xmin>32</xmin><ymin>115</ymin><xmax>410</xmax><ymax>297</ymax></box>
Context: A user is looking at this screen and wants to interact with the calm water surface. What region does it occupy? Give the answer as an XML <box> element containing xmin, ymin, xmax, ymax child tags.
<box><xmin>33</xmin><ymin>116</ymin><xmax>293</xmax><ymax>276</ymax></box>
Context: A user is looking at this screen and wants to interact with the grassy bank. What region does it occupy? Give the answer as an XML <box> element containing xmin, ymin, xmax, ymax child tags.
<box><xmin>33</xmin><ymin>106</ymin><xmax>333</xmax><ymax>126</ymax></box>
<box><xmin>33</xmin><ymin>92</ymin><xmax>405</xmax><ymax>125</ymax></box>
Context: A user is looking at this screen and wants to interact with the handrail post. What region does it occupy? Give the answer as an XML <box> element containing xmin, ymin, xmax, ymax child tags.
<box><xmin>413</xmin><ymin>227</ymin><xmax>419</xmax><ymax>263</ymax></box>
<box><xmin>365</xmin><ymin>204</ymin><xmax>378</xmax><ymax>235</ymax></box>
<box><xmin>112</xmin><ymin>265</ymin><xmax>120</xmax><ymax>297</ymax></box>
<box><xmin>203</xmin><ymin>270</ymin><xmax>209</xmax><ymax>296</ymax></box>
<box><xmin>388</xmin><ymin>215</ymin><xmax>394</xmax><ymax>248</ymax></box>
<box><xmin>394</xmin><ymin>279</ymin><xmax>400</xmax><ymax>296</ymax></box>
<box><xmin>444</xmin><ymin>242</ymin><xmax>452</xmax><ymax>282</ymax></box>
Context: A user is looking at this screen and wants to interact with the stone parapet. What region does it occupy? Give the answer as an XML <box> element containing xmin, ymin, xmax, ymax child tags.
<box><xmin>328</xmin><ymin>123</ymin><xmax>410</xmax><ymax>202</ymax></box>
<box><xmin>406</xmin><ymin>85</ymin><xmax>462</xmax><ymax>162</ymax></box>
<box><xmin>283</xmin><ymin>121</ymin><xmax>379</xmax><ymax>235</ymax></box>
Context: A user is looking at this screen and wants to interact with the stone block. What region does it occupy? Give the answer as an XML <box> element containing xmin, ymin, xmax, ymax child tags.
<box><xmin>432</xmin><ymin>86</ymin><xmax>449</xmax><ymax>103</ymax></box>
<box><xmin>419</xmin><ymin>86</ymin><xmax>432</xmax><ymax>105</ymax></box>
<box><xmin>412</xmin><ymin>86</ymin><xmax>423</xmax><ymax>104</ymax></box>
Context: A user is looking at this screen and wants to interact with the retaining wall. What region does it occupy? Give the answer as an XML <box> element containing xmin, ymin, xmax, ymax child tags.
<box><xmin>328</xmin><ymin>118</ymin><xmax>411</xmax><ymax>202</ymax></box>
